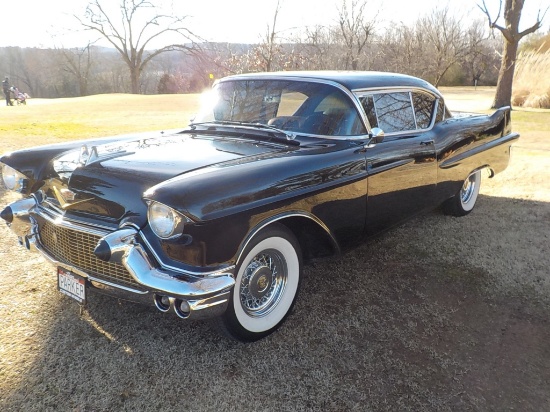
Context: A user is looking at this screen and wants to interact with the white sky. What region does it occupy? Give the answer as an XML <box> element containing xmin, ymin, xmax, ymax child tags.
<box><xmin>1</xmin><ymin>0</ymin><xmax>548</xmax><ymax>48</ymax></box>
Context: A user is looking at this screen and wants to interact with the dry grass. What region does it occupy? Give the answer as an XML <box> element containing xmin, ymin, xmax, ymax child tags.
<box><xmin>0</xmin><ymin>91</ymin><xmax>549</xmax><ymax>411</ymax></box>
<box><xmin>512</xmin><ymin>51</ymin><xmax>550</xmax><ymax>108</ymax></box>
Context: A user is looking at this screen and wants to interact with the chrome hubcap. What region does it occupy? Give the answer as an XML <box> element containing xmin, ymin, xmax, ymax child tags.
<box><xmin>240</xmin><ymin>249</ymin><xmax>287</xmax><ymax>317</ymax></box>
<box><xmin>461</xmin><ymin>174</ymin><xmax>477</xmax><ymax>204</ymax></box>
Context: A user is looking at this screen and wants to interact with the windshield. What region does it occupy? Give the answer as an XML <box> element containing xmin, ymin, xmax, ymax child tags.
<box><xmin>194</xmin><ymin>79</ymin><xmax>367</xmax><ymax>137</ymax></box>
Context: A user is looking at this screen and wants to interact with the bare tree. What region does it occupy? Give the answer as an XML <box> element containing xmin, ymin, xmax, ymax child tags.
<box><xmin>57</xmin><ymin>43</ymin><xmax>96</xmax><ymax>96</ymax></box>
<box><xmin>255</xmin><ymin>0</ymin><xmax>283</xmax><ymax>72</ymax></box>
<box><xmin>462</xmin><ymin>20</ymin><xmax>500</xmax><ymax>86</ymax></box>
<box><xmin>337</xmin><ymin>0</ymin><xmax>377</xmax><ymax>70</ymax></box>
<box><xmin>378</xmin><ymin>25</ymin><xmax>426</xmax><ymax>77</ymax></box>
<box><xmin>2</xmin><ymin>47</ymin><xmax>45</xmax><ymax>97</ymax></box>
<box><xmin>417</xmin><ymin>7</ymin><xmax>471</xmax><ymax>87</ymax></box>
<box><xmin>76</xmin><ymin>0</ymin><xmax>199</xmax><ymax>93</ymax></box>
<box><xmin>298</xmin><ymin>25</ymin><xmax>344</xmax><ymax>70</ymax></box>
<box><xmin>479</xmin><ymin>0</ymin><xmax>548</xmax><ymax>108</ymax></box>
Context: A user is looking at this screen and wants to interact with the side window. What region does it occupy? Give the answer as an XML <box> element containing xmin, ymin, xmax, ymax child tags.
<box><xmin>372</xmin><ymin>92</ymin><xmax>416</xmax><ymax>133</ymax></box>
<box><xmin>412</xmin><ymin>92</ymin><xmax>436</xmax><ymax>129</ymax></box>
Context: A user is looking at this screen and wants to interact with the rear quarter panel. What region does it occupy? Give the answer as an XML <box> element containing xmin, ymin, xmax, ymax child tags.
<box><xmin>433</xmin><ymin>107</ymin><xmax>519</xmax><ymax>202</ymax></box>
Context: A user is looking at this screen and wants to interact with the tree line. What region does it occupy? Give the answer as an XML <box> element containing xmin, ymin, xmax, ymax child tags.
<box><xmin>0</xmin><ymin>0</ymin><xmax>547</xmax><ymax>109</ymax></box>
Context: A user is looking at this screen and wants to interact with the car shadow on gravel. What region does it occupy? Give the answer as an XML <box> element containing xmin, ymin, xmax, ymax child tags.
<box><xmin>1</xmin><ymin>194</ymin><xmax>549</xmax><ymax>411</ymax></box>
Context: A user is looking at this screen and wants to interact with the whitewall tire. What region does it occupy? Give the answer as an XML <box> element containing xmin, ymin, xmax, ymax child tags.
<box><xmin>442</xmin><ymin>170</ymin><xmax>481</xmax><ymax>216</ymax></box>
<box><xmin>221</xmin><ymin>224</ymin><xmax>302</xmax><ymax>342</ymax></box>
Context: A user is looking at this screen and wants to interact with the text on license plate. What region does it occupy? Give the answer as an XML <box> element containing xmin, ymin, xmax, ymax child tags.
<box><xmin>58</xmin><ymin>267</ymin><xmax>86</xmax><ymax>304</ymax></box>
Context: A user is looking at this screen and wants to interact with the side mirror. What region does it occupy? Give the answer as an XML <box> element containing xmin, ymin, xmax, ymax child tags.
<box><xmin>369</xmin><ymin>127</ymin><xmax>385</xmax><ymax>144</ymax></box>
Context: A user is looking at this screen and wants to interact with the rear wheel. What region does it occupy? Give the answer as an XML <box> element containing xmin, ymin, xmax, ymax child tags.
<box><xmin>442</xmin><ymin>170</ymin><xmax>481</xmax><ymax>216</ymax></box>
<box><xmin>221</xmin><ymin>224</ymin><xmax>302</xmax><ymax>342</ymax></box>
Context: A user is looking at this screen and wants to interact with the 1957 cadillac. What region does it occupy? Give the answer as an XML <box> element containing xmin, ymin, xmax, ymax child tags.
<box><xmin>0</xmin><ymin>71</ymin><xmax>518</xmax><ymax>341</ymax></box>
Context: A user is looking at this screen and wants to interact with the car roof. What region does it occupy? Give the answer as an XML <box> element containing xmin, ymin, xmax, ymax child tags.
<box><xmin>221</xmin><ymin>71</ymin><xmax>442</xmax><ymax>97</ymax></box>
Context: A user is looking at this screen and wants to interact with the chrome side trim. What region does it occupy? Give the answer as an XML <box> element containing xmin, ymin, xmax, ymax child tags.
<box><xmin>235</xmin><ymin>211</ymin><xmax>340</xmax><ymax>265</ymax></box>
<box><xmin>352</xmin><ymin>85</ymin><xmax>443</xmax><ymax>98</ymax></box>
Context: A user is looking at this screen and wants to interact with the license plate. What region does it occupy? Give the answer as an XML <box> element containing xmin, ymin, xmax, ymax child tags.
<box><xmin>58</xmin><ymin>267</ymin><xmax>86</xmax><ymax>304</ymax></box>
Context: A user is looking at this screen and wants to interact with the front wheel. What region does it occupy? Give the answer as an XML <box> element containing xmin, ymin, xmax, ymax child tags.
<box><xmin>442</xmin><ymin>170</ymin><xmax>481</xmax><ymax>216</ymax></box>
<box><xmin>221</xmin><ymin>224</ymin><xmax>302</xmax><ymax>342</ymax></box>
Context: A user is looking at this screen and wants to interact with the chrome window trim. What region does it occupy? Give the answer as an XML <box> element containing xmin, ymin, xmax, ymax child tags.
<box><xmin>431</xmin><ymin>98</ymin><xmax>441</xmax><ymax>128</ymax></box>
<box><xmin>409</xmin><ymin>92</ymin><xmax>418</xmax><ymax>130</ymax></box>
<box><xmin>353</xmin><ymin>86</ymin><xmax>441</xmax><ymax>138</ymax></box>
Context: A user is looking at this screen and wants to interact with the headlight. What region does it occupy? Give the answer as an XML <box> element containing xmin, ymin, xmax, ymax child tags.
<box><xmin>1</xmin><ymin>164</ymin><xmax>25</xmax><ymax>191</ymax></box>
<box><xmin>147</xmin><ymin>201</ymin><xmax>189</xmax><ymax>239</ymax></box>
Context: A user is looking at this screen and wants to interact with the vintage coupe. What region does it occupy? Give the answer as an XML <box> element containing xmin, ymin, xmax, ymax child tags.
<box><xmin>0</xmin><ymin>71</ymin><xmax>518</xmax><ymax>341</ymax></box>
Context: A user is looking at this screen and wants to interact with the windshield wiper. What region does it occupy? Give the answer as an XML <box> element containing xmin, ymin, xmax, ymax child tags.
<box><xmin>188</xmin><ymin>121</ymin><xmax>299</xmax><ymax>146</ymax></box>
<box><xmin>246</xmin><ymin>122</ymin><xmax>296</xmax><ymax>140</ymax></box>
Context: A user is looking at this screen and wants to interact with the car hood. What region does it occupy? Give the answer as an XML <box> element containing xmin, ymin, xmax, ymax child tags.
<box><xmin>37</xmin><ymin>131</ymin><xmax>291</xmax><ymax>226</ymax></box>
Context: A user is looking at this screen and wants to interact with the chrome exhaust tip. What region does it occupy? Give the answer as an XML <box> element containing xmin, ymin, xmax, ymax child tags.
<box><xmin>174</xmin><ymin>299</ymin><xmax>191</xmax><ymax>319</ymax></box>
<box><xmin>153</xmin><ymin>294</ymin><xmax>172</xmax><ymax>313</ymax></box>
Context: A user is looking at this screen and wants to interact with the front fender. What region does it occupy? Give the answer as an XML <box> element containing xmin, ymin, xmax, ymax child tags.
<box><xmin>144</xmin><ymin>142</ymin><xmax>368</xmax><ymax>268</ymax></box>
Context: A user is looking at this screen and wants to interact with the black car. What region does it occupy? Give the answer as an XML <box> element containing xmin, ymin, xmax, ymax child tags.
<box><xmin>0</xmin><ymin>71</ymin><xmax>519</xmax><ymax>341</ymax></box>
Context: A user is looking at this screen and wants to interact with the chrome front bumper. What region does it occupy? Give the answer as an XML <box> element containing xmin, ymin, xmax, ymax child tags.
<box><xmin>1</xmin><ymin>196</ymin><xmax>235</xmax><ymax>320</ymax></box>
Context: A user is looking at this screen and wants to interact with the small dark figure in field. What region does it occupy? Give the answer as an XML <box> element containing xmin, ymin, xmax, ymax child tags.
<box><xmin>2</xmin><ymin>77</ymin><xmax>13</xmax><ymax>106</ymax></box>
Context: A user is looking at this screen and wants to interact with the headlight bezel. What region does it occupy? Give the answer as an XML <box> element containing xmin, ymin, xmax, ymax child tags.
<box><xmin>1</xmin><ymin>163</ymin><xmax>26</xmax><ymax>192</ymax></box>
<box><xmin>147</xmin><ymin>200</ymin><xmax>191</xmax><ymax>240</ymax></box>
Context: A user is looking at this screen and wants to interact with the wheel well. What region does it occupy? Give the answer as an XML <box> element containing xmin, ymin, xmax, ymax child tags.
<box><xmin>274</xmin><ymin>216</ymin><xmax>338</xmax><ymax>261</ymax></box>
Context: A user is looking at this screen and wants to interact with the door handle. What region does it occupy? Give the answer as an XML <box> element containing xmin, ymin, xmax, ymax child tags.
<box><xmin>420</xmin><ymin>140</ymin><xmax>434</xmax><ymax>146</ymax></box>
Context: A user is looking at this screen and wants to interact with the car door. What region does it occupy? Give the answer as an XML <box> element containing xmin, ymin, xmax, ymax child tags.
<box><xmin>357</xmin><ymin>91</ymin><xmax>438</xmax><ymax>236</ymax></box>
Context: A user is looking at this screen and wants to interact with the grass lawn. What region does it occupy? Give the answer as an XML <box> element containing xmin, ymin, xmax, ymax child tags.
<box><xmin>0</xmin><ymin>94</ymin><xmax>199</xmax><ymax>146</ymax></box>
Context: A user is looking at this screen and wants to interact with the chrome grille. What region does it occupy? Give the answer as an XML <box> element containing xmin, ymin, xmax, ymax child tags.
<box><xmin>39</xmin><ymin>218</ymin><xmax>141</xmax><ymax>289</ymax></box>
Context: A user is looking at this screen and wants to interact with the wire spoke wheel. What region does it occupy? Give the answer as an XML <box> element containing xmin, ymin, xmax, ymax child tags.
<box><xmin>239</xmin><ymin>249</ymin><xmax>287</xmax><ymax>317</ymax></box>
<box><xmin>221</xmin><ymin>224</ymin><xmax>301</xmax><ymax>342</ymax></box>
